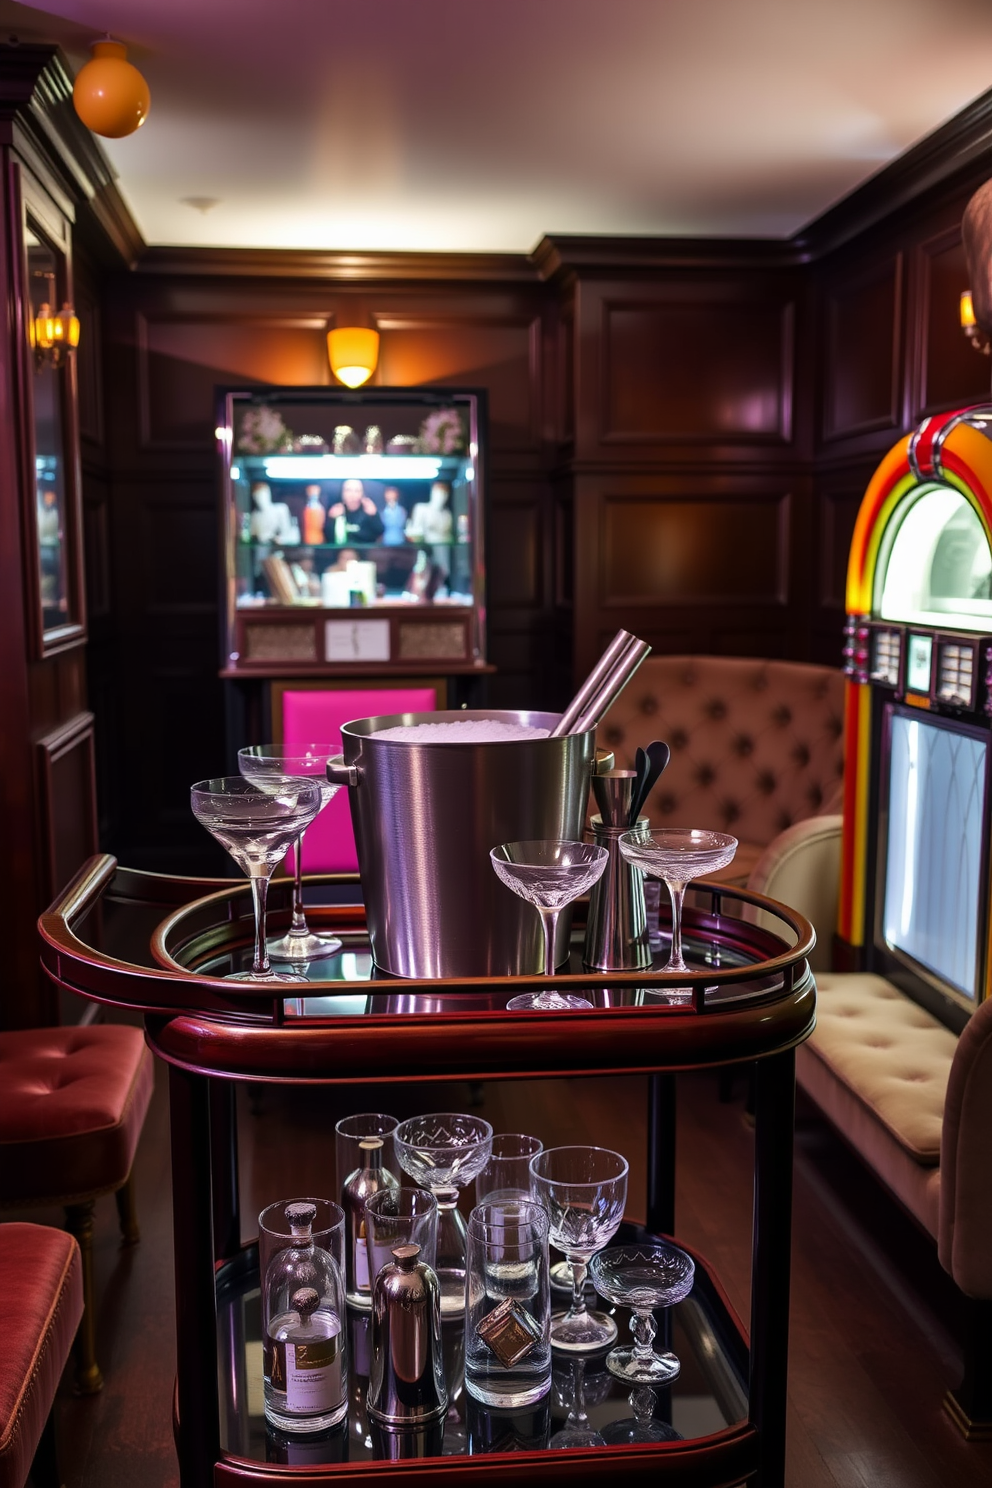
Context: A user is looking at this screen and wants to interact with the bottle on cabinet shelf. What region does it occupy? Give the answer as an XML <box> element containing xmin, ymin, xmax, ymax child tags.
<box><xmin>262</xmin><ymin>1201</ymin><xmax>348</xmax><ymax>1434</ymax></box>
<box><xmin>342</xmin><ymin>1138</ymin><xmax>399</xmax><ymax>1310</ymax></box>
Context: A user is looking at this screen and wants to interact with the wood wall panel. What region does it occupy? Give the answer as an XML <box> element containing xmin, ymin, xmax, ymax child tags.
<box><xmin>914</xmin><ymin>228</ymin><xmax>991</xmax><ymax>417</ymax></box>
<box><xmin>34</xmin><ymin>711</ymin><xmax>97</xmax><ymax>903</ymax></box>
<box><xmin>600</xmin><ymin>494</ymin><xmax>787</xmax><ymax>606</ymax></box>
<box><xmin>817</xmin><ymin>482</ymin><xmax>863</xmax><ymax>611</ymax></box>
<box><xmin>488</xmin><ymin>499</ymin><xmax>541</xmax><ymax>608</ymax></box>
<box><xmin>602</xmin><ymin>300</ymin><xmax>793</xmax><ymax>444</ymax></box>
<box><xmin>823</xmin><ymin>254</ymin><xmax>903</xmax><ymax>441</ymax></box>
<box><xmin>375</xmin><ymin>314</ymin><xmax>542</xmax><ymax>452</ymax></box>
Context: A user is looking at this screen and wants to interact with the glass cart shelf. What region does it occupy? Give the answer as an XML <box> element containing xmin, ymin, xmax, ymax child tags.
<box><xmin>38</xmin><ymin>856</ymin><xmax>815</xmax><ymax>1487</ymax></box>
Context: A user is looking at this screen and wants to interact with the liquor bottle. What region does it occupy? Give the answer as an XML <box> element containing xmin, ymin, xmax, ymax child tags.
<box><xmin>263</xmin><ymin>1202</ymin><xmax>348</xmax><ymax>1433</ymax></box>
<box><xmin>342</xmin><ymin>1137</ymin><xmax>398</xmax><ymax>1311</ymax></box>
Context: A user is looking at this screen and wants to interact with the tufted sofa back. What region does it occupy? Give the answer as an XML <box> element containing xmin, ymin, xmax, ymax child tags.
<box><xmin>597</xmin><ymin>655</ymin><xmax>845</xmax><ymax>862</ymax></box>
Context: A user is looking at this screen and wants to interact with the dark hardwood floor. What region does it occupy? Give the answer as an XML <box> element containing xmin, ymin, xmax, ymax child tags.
<box><xmin>18</xmin><ymin>1040</ymin><xmax>992</xmax><ymax>1487</ymax></box>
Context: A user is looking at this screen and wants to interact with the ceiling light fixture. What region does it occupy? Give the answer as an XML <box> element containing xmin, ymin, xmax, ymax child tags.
<box><xmin>327</xmin><ymin>327</ymin><xmax>380</xmax><ymax>388</ymax></box>
<box><xmin>73</xmin><ymin>38</ymin><xmax>150</xmax><ymax>139</ymax></box>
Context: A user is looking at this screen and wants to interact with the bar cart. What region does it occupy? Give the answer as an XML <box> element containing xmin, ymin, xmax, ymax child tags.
<box><xmin>39</xmin><ymin>858</ymin><xmax>816</xmax><ymax>1487</ymax></box>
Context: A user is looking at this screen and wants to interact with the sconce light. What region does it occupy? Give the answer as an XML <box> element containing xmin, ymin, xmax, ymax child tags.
<box><xmin>73</xmin><ymin>39</ymin><xmax>150</xmax><ymax>139</ymax></box>
<box><xmin>327</xmin><ymin>327</ymin><xmax>379</xmax><ymax>388</ymax></box>
<box><xmin>960</xmin><ymin>290</ymin><xmax>990</xmax><ymax>355</ymax></box>
<box><xmin>30</xmin><ymin>274</ymin><xmax>79</xmax><ymax>369</ymax></box>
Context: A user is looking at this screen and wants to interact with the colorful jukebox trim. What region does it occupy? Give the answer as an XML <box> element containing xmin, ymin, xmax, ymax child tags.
<box><xmin>839</xmin><ymin>406</ymin><xmax>992</xmax><ymax>950</ymax></box>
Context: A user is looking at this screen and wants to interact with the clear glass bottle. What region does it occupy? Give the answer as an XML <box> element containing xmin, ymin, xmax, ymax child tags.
<box><xmin>263</xmin><ymin>1201</ymin><xmax>348</xmax><ymax>1433</ymax></box>
<box><xmin>342</xmin><ymin>1137</ymin><xmax>398</xmax><ymax>1310</ymax></box>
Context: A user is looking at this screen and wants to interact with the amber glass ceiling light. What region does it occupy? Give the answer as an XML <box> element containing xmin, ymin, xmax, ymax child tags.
<box><xmin>327</xmin><ymin>327</ymin><xmax>379</xmax><ymax>388</ymax></box>
<box><xmin>73</xmin><ymin>39</ymin><xmax>150</xmax><ymax>139</ymax></box>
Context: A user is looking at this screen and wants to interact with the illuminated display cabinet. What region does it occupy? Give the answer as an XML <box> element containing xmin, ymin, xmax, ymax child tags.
<box><xmin>217</xmin><ymin>387</ymin><xmax>487</xmax><ymax>677</ymax></box>
<box><xmin>840</xmin><ymin>405</ymin><xmax>992</xmax><ymax>1022</ymax></box>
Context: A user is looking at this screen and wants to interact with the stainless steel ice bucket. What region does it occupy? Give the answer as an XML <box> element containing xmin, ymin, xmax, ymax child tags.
<box><xmin>328</xmin><ymin>710</ymin><xmax>606</xmax><ymax>979</ymax></box>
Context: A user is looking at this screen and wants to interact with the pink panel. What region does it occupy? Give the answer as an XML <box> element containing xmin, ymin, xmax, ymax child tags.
<box><xmin>283</xmin><ymin>687</ymin><xmax>437</xmax><ymax>872</ymax></box>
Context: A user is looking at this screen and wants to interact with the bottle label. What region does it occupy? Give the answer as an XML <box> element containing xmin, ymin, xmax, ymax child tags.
<box><xmin>355</xmin><ymin>1222</ymin><xmax>370</xmax><ymax>1292</ymax></box>
<box><xmin>286</xmin><ymin>1335</ymin><xmax>341</xmax><ymax>1413</ymax></box>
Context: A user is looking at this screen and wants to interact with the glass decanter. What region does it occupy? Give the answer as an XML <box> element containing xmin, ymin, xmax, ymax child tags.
<box><xmin>263</xmin><ymin>1201</ymin><xmax>348</xmax><ymax>1433</ymax></box>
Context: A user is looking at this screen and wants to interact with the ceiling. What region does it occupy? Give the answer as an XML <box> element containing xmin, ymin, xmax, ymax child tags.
<box><xmin>3</xmin><ymin>0</ymin><xmax>992</xmax><ymax>253</ymax></box>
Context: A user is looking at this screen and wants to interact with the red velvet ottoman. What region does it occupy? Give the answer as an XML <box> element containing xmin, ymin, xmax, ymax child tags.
<box><xmin>0</xmin><ymin>1223</ymin><xmax>82</xmax><ymax>1488</ymax></box>
<box><xmin>0</xmin><ymin>1025</ymin><xmax>154</xmax><ymax>1394</ymax></box>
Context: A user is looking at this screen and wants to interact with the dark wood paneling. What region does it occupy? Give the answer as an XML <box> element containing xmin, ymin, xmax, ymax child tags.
<box><xmin>602</xmin><ymin>300</ymin><xmax>793</xmax><ymax>444</ymax></box>
<box><xmin>34</xmin><ymin>710</ymin><xmax>98</xmax><ymax>902</ymax></box>
<box><xmin>914</xmin><ymin>227</ymin><xmax>992</xmax><ymax>417</ymax></box>
<box><xmin>823</xmin><ymin>254</ymin><xmax>903</xmax><ymax>442</ymax></box>
<box><xmin>817</xmin><ymin>481</ymin><xmax>863</xmax><ymax>611</ymax></box>
<box><xmin>488</xmin><ymin>499</ymin><xmax>542</xmax><ymax>608</ymax></box>
<box><xmin>601</xmin><ymin>493</ymin><xmax>788</xmax><ymax>606</ymax></box>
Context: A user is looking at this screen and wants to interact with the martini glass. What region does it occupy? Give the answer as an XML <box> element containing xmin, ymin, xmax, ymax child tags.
<box><xmin>238</xmin><ymin>742</ymin><xmax>342</xmax><ymax>960</ymax></box>
<box><xmin>529</xmin><ymin>1146</ymin><xmax>628</xmax><ymax>1353</ymax></box>
<box><xmin>190</xmin><ymin>776</ymin><xmax>321</xmax><ymax>983</ymax></box>
<box><xmin>590</xmin><ymin>1241</ymin><xmax>695</xmax><ymax>1386</ymax></box>
<box><xmin>393</xmin><ymin>1113</ymin><xmax>493</xmax><ymax>1318</ymax></box>
<box><xmin>618</xmin><ymin>828</ymin><xmax>737</xmax><ymax>976</ymax></box>
<box><xmin>490</xmin><ymin>840</ymin><xmax>608</xmax><ymax>1012</ymax></box>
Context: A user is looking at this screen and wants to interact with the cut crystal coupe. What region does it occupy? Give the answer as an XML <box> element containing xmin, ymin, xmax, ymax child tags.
<box><xmin>490</xmin><ymin>839</ymin><xmax>608</xmax><ymax>1011</ymax></box>
<box><xmin>618</xmin><ymin>828</ymin><xmax>737</xmax><ymax>978</ymax></box>
<box><xmin>590</xmin><ymin>1241</ymin><xmax>695</xmax><ymax>1385</ymax></box>
<box><xmin>393</xmin><ymin>1113</ymin><xmax>493</xmax><ymax>1319</ymax></box>
<box><xmin>238</xmin><ymin>742</ymin><xmax>342</xmax><ymax>960</ymax></box>
<box><xmin>190</xmin><ymin>776</ymin><xmax>321</xmax><ymax>983</ymax></box>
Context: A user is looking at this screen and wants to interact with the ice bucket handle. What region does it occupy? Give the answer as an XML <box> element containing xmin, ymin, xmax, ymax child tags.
<box><xmin>327</xmin><ymin>755</ymin><xmax>360</xmax><ymax>787</ymax></box>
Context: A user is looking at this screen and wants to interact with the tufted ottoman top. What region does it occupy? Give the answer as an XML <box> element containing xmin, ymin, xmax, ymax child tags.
<box><xmin>598</xmin><ymin>655</ymin><xmax>845</xmax><ymax>849</ymax></box>
<box><xmin>810</xmin><ymin>975</ymin><xmax>958</xmax><ymax>1165</ymax></box>
<box><xmin>0</xmin><ymin>1025</ymin><xmax>154</xmax><ymax>1205</ymax></box>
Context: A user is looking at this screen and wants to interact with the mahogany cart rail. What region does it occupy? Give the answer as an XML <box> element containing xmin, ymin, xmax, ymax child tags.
<box><xmin>38</xmin><ymin>854</ymin><xmax>817</xmax><ymax>1488</ymax></box>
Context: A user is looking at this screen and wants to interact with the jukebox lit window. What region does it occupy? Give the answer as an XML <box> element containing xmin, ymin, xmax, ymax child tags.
<box><xmin>877</xmin><ymin>486</ymin><xmax>992</xmax><ymax>629</ymax></box>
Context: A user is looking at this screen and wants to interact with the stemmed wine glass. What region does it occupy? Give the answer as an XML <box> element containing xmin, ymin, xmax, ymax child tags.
<box><xmin>238</xmin><ymin>742</ymin><xmax>342</xmax><ymax>961</ymax></box>
<box><xmin>190</xmin><ymin>776</ymin><xmax>321</xmax><ymax>983</ymax></box>
<box><xmin>590</xmin><ymin>1241</ymin><xmax>695</xmax><ymax>1385</ymax></box>
<box><xmin>529</xmin><ymin>1146</ymin><xmax>628</xmax><ymax>1352</ymax></box>
<box><xmin>490</xmin><ymin>840</ymin><xmax>608</xmax><ymax>1011</ymax></box>
<box><xmin>618</xmin><ymin>829</ymin><xmax>737</xmax><ymax>977</ymax></box>
<box><xmin>393</xmin><ymin>1113</ymin><xmax>493</xmax><ymax>1319</ymax></box>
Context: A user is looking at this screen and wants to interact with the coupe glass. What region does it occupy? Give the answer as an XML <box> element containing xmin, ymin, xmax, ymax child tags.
<box><xmin>238</xmin><ymin>742</ymin><xmax>342</xmax><ymax>961</ymax></box>
<box><xmin>600</xmin><ymin>1386</ymin><xmax>682</xmax><ymax>1446</ymax></box>
<box><xmin>393</xmin><ymin>1112</ymin><xmax>493</xmax><ymax>1319</ymax></box>
<box><xmin>590</xmin><ymin>1241</ymin><xmax>695</xmax><ymax>1386</ymax></box>
<box><xmin>190</xmin><ymin>776</ymin><xmax>321</xmax><ymax>983</ymax></box>
<box><xmin>618</xmin><ymin>828</ymin><xmax>737</xmax><ymax>975</ymax></box>
<box><xmin>490</xmin><ymin>840</ymin><xmax>608</xmax><ymax>1011</ymax></box>
<box><xmin>529</xmin><ymin>1146</ymin><xmax>628</xmax><ymax>1352</ymax></box>
<box><xmin>549</xmin><ymin>1356</ymin><xmax>609</xmax><ymax>1449</ymax></box>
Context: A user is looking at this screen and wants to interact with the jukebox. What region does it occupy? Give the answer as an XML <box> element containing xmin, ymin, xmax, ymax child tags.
<box><xmin>839</xmin><ymin>405</ymin><xmax>992</xmax><ymax>1026</ymax></box>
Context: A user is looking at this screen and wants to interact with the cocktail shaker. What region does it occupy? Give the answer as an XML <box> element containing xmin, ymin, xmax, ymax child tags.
<box><xmin>367</xmin><ymin>1244</ymin><xmax>447</xmax><ymax>1427</ymax></box>
<box><xmin>583</xmin><ymin>806</ymin><xmax>652</xmax><ymax>971</ymax></box>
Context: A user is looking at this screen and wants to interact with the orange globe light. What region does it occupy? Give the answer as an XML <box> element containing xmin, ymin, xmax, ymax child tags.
<box><xmin>73</xmin><ymin>40</ymin><xmax>150</xmax><ymax>139</ymax></box>
<box><xmin>327</xmin><ymin>327</ymin><xmax>379</xmax><ymax>388</ymax></box>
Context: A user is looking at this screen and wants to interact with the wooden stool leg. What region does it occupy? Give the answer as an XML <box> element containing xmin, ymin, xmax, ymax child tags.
<box><xmin>64</xmin><ymin>1200</ymin><xmax>104</xmax><ymax>1395</ymax></box>
<box><xmin>115</xmin><ymin>1173</ymin><xmax>141</xmax><ymax>1246</ymax></box>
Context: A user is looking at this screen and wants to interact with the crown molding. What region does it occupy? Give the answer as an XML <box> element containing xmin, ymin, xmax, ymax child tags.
<box><xmin>134</xmin><ymin>244</ymin><xmax>540</xmax><ymax>284</ymax></box>
<box><xmin>0</xmin><ymin>42</ymin><xmax>144</xmax><ymax>268</ymax></box>
<box><xmin>531</xmin><ymin>232</ymin><xmax>802</xmax><ymax>281</ymax></box>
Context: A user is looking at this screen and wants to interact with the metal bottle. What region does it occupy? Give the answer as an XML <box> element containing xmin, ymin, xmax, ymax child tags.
<box><xmin>367</xmin><ymin>1243</ymin><xmax>447</xmax><ymax>1426</ymax></box>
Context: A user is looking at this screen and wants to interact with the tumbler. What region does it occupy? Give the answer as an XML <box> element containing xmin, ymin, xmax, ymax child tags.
<box><xmin>465</xmin><ymin>1199</ymin><xmax>551</xmax><ymax>1408</ymax></box>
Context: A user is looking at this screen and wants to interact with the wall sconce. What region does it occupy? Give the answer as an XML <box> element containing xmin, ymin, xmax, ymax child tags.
<box><xmin>29</xmin><ymin>274</ymin><xmax>79</xmax><ymax>369</ymax></box>
<box><xmin>327</xmin><ymin>327</ymin><xmax>379</xmax><ymax>388</ymax></box>
<box><xmin>960</xmin><ymin>290</ymin><xmax>990</xmax><ymax>355</ymax></box>
<box><xmin>73</xmin><ymin>39</ymin><xmax>150</xmax><ymax>139</ymax></box>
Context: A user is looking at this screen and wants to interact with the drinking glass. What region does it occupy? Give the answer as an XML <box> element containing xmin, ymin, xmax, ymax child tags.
<box><xmin>549</xmin><ymin>1356</ymin><xmax>610</xmax><ymax>1448</ymax></box>
<box><xmin>238</xmin><ymin>742</ymin><xmax>342</xmax><ymax>960</ymax></box>
<box><xmin>618</xmin><ymin>828</ymin><xmax>737</xmax><ymax>975</ymax></box>
<box><xmin>465</xmin><ymin>1199</ymin><xmax>551</xmax><ymax>1408</ymax></box>
<box><xmin>393</xmin><ymin>1113</ymin><xmax>493</xmax><ymax>1319</ymax></box>
<box><xmin>191</xmin><ymin>776</ymin><xmax>321</xmax><ymax>982</ymax></box>
<box><xmin>364</xmin><ymin>1187</ymin><xmax>439</xmax><ymax>1289</ymax></box>
<box><xmin>590</xmin><ymin>1241</ymin><xmax>695</xmax><ymax>1385</ymax></box>
<box><xmin>490</xmin><ymin>840</ymin><xmax>608</xmax><ymax>1011</ymax></box>
<box><xmin>529</xmin><ymin>1146</ymin><xmax>628</xmax><ymax>1352</ymax></box>
<box><xmin>600</xmin><ymin>1387</ymin><xmax>682</xmax><ymax>1445</ymax></box>
<box><xmin>476</xmin><ymin>1133</ymin><xmax>543</xmax><ymax>1204</ymax></box>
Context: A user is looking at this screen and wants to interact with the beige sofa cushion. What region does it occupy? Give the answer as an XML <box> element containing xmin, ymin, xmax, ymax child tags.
<box><xmin>807</xmin><ymin>974</ymin><xmax>956</xmax><ymax>1165</ymax></box>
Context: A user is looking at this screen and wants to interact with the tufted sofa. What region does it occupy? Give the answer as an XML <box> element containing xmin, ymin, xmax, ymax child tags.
<box><xmin>597</xmin><ymin>655</ymin><xmax>846</xmax><ymax>881</ymax></box>
<box><xmin>749</xmin><ymin>815</ymin><xmax>992</xmax><ymax>1437</ymax></box>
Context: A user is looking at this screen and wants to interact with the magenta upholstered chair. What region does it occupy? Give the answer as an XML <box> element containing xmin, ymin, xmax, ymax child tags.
<box><xmin>282</xmin><ymin>687</ymin><xmax>437</xmax><ymax>872</ymax></box>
